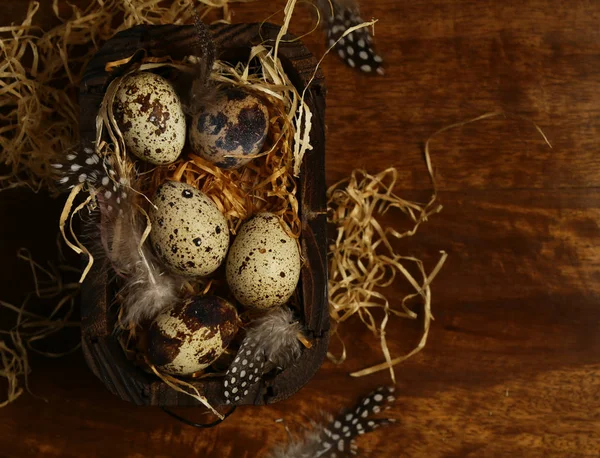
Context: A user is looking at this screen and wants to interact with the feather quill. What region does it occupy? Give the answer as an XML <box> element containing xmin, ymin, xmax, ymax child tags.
<box><xmin>269</xmin><ymin>386</ymin><xmax>397</xmax><ymax>458</ymax></box>
<box><xmin>223</xmin><ymin>307</ymin><xmax>304</xmax><ymax>404</ymax></box>
<box><xmin>183</xmin><ymin>11</ymin><xmax>218</xmax><ymax>114</ymax></box>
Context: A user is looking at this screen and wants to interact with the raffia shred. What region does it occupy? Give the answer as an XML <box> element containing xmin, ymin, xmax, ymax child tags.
<box><xmin>0</xmin><ymin>250</ymin><xmax>80</xmax><ymax>408</ymax></box>
<box><xmin>149</xmin><ymin>363</ymin><xmax>223</xmax><ymax>419</ymax></box>
<box><xmin>326</xmin><ymin>166</ymin><xmax>446</xmax><ymax>383</ymax></box>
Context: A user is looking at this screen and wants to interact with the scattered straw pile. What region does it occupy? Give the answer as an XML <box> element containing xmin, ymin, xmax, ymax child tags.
<box><xmin>326</xmin><ymin>112</ymin><xmax>551</xmax><ymax>382</ymax></box>
<box><xmin>0</xmin><ymin>249</ymin><xmax>79</xmax><ymax>407</ymax></box>
<box><xmin>327</xmin><ymin>168</ymin><xmax>446</xmax><ymax>383</ymax></box>
<box><xmin>0</xmin><ymin>334</ymin><xmax>28</xmax><ymax>408</ymax></box>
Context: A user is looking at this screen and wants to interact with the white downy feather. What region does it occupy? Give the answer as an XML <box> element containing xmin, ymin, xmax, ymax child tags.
<box><xmin>100</xmin><ymin>191</ymin><xmax>183</xmax><ymax>326</ymax></box>
<box><xmin>247</xmin><ymin>307</ymin><xmax>303</xmax><ymax>368</ymax></box>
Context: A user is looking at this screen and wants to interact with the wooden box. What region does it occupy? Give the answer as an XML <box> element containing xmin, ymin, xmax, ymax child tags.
<box><xmin>79</xmin><ymin>23</ymin><xmax>329</xmax><ymax>407</ymax></box>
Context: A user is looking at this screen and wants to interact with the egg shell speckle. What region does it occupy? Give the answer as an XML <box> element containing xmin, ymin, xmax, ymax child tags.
<box><xmin>226</xmin><ymin>213</ymin><xmax>301</xmax><ymax>309</ymax></box>
<box><xmin>114</xmin><ymin>72</ymin><xmax>186</xmax><ymax>165</ymax></box>
<box><xmin>147</xmin><ymin>296</ymin><xmax>240</xmax><ymax>376</ymax></box>
<box><xmin>150</xmin><ymin>181</ymin><xmax>229</xmax><ymax>277</ymax></box>
<box><xmin>189</xmin><ymin>87</ymin><xmax>269</xmax><ymax>169</ymax></box>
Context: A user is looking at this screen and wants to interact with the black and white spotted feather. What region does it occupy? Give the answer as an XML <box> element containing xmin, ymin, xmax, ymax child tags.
<box><xmin>314</xmin><ymin>0</ymin><xmax>384</xmax><ymax>75</ymax></box>
<box><xmin>53</xmin><ymin>143</ymin><xmax>123</xmax><ymax>197</ymax></box>
<box><xmin>54</xmin><ymin>141</ymin><xmax>184</xmax><ymax>325</ymax></box>
<box><xmin>269</xmin><ymin>386</ymin><xmax>397</xmax><ymax>458</ymax></box>
<box><xmin>223</xmin><ymin>307</ymin><xmax>304</xmax><ymax>405</ymax></box>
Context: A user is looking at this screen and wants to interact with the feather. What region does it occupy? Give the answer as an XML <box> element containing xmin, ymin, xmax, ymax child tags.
<box><xmin>183</xmin><ymin>12</ymin><xmax>218</xmax><ymax>114</ymax></box>
<box><xmin>269</xmin><ymin>386</ymin><xmax>397</xmax><ymax>458</ymax></box>
<box><xmin>313</xmin><ymin>0</ymin><xmax>385</xmax><ymax>75</ymax></box>
<box><xmin>104</xmin><ymin>201</ymin><xmax>184</xmax><ymax>325</ymax></box>
<box><xmin>55</xmin><ymin>138</ymin><xmax>183</xmax><ymax>325</ymax></box>
<box><xmin>54</xmin><ymin>143</ymin><xmax>122</xmax><ymax>194</ymax></box>
<box><xmin>223</xmin><ymin>307</ymin><xmax>304</xmax><ymax>404</ymax></box>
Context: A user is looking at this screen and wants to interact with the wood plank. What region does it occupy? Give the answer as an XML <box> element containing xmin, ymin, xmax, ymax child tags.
<box><xmin>1</xmin><ymin>0</ymin><xmax>599</xmax><ymax>456</ymax></box>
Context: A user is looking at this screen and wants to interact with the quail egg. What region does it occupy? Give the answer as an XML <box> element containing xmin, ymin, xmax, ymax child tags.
<box><xmin>189</xmin><ymin>87</ymin><xmax>269</xmax><ymax>169</ymax></box>
<box><xmin>226</xmin><ymin>213</ymin><xmax>301</xmax><ymax>309</ymax></box>
<box><xmin>146</xmin><ymin>295</ymin><xmax>240</xmax><ymax>376</ymax></box>
<box><xmin>113</xmin><ymin>72</ymin><xmax>186</xmax><ymax>165</ymax></box>
<box><xmin>150</xmin><ymin>181</ymin><xmax>229</xmax><ymax>277</ymax></box>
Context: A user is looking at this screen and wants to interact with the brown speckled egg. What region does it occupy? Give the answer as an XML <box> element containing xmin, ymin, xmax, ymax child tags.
<box><xmin>113</xmin><ymin>72</ymin><xmax>186</xmax><ymax>165</ymax></box>
<box><xmin>146</xmin><ymin>296</ymin><xmax>240</xmax><ymax>376</ymax></box>
<box><xmin>226</xmin><ymin>213</ymin><xmax>301</xmax><ymax>309</ymax></box>
<box><xmin>150</xmin><ymin>181</ymin><xmax>229</xmax><ymax>277</ymax></box>
<box><xmin>189</xmin><ymin>87</ymin><xmax>269</xmax><ymax>169</ymax></box>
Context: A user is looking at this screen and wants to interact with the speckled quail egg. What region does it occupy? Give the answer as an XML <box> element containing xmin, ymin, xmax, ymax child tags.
<box><xmin>150</xmin><ymin>181</ymin><xmax>229</xmax><ymax>277</ymax></box>
<box><xmin>146</xmin><ymin>295</ymin><xmax>240</xmax><ymax>376</ymax></box>
<box><xmin>113</xmin><ymin>72</ymin><xmax>186</xmax><ymax>165</ymax></box>
<box><xmin>189</xmin><ymin>87</ymin><xmax>269</xmax><ymax>169</ymax></box>
<box><xmin>226</xmin><ymin>213</ymin><xmax>301</xmax><ymax>309</ymax></box>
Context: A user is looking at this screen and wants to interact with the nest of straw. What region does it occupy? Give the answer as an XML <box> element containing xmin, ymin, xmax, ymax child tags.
<box><xmin>54</xmin><ymin>1</ymin><xmax>322</xmax><ymax>410</ymax></box>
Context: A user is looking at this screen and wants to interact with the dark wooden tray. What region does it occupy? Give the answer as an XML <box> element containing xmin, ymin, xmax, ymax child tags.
<box><xmin>79</xmin><ymin>23</ymin><xmax>329</xmax><ymax>407</ymax></box>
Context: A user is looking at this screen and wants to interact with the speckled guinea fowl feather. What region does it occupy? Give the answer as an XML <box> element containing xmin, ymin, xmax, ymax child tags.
<box><xmin>54</xmin><ymin>144</ymin><xmax>126</xmax><ymax>199</ymax></box>
<box><xmin>55</xmin><ymin>141</ymin><xmax>183</xmax><ymax>325</ymax></box>
<box><xmin>268</xmin><ymin>386</ymin><xmax>397</xmax><ymax>458</ymax></box>
<box><xmin>313</xmin><ymin>0</ymin><xmax>384</xmax><ymax>75</ymax></box>
<box><xmin>223</xmin><ymin>307</ymin><xmax>303</xmax><ymax>404</ymax></box>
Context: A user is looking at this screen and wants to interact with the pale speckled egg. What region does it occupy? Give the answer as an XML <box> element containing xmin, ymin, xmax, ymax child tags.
<box><xmin>189</xmin><ymin>87</ymin><xmax>269</xmax><ymax>169</ymax></box>
<box><xmin>113</xmin><ymin>72</ymin><xmax>186</xmax><ymax>165</ymax></box>
<box><xmin>146</xmin><ymin>296</ymin><xmax>240</xmax><ymax>376</ymax></box>
<box><xmin>150</xmin><ymin>181</ymin><xmax>229</xmax><ymax>277</ymax></box>
<box><xmin>226</xmin><ymin>213</ymin><xmax>301</xmax><ymax>309</ymax></box>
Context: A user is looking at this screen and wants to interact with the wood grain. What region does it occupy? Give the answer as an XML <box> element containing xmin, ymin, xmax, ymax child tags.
<box><xmin>1</xmin><ymin>0</ymin><xmax>600</xmax><ymax>456</ymax></box>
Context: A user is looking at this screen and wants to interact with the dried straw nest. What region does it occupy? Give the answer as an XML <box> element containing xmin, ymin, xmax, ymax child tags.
<box><xmin>55</xmin><ymin>1</ymin><xmax>321</xmax><ymax>411</ymax></box>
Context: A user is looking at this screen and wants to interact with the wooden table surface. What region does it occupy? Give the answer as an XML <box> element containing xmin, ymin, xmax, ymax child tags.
<box><xmin>1</xmin><ymin>0</ymin><xmax>599</xmax><ymax>457</ymax></box>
